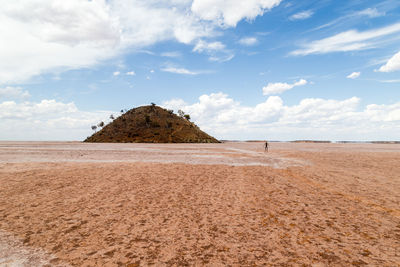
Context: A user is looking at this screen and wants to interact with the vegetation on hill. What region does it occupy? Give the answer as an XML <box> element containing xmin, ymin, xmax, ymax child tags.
<box><xmin>84</xmin><ymin>105</ymin><xmax>220</xmax><ymax>143</ymax></box>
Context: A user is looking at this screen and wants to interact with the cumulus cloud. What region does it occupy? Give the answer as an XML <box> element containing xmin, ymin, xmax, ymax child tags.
<box><xmin>126</xmin><ymin>71</ymin><xmax>136</xmax><ymax>76</ymax></box>
<box><xmin>162</xmin><ymin>92</ymin><xmax>400</xmax><ymax>140</ymax></box>
<box><xmin>365</xmin><ymin>102</ymin><xmax>400</xmax><ymax>122</ymax></box>
<box><xmin>0</xmin><ymin>100</ymin><xmax>77</xmax><ymax>119</ymax></box>
<box><xmin>191</xmin><ymin>0</ymin><xmax>282</xmax><ymax>27</ymax></box>
<box><xmin>290</xmin><ymin>10</ymin><xmax>313</xmax><ymax>21</ymax></box>
<box><xmin>113</xmin><ymin>71</ymin><xmax>121</xmax><ymax>76</ymax></box>
<box><xmin>161</xmin><ymin>67</ymin><xmax>199</xmax><ymax>75</ymax></box>
<box><xmin>0</xmin><ymin>0</ymin><xmax>283</xmax><ymax>84</ymax></box>
<box><xmin>0</xmin><ymin>86</ymin><xmax>30</xmax><ymax>100</ymax></box>
<box><xmin>378</xmin><ymin>50</ymin><xmax>400</xmax><ymax>72</ymax></box>
<box><xmin>0</xmin><ymin>99</ymin><xmax>111</xmax><ymax>140</ymax></box>
<box><xmin>263</xmin><ymin>79</ymin><xmax>307</xmax><ymax>95</ymax></box>
<box><xmin>291</xmin><ymin>22</ymin><xmax>400</xmax><ymax>56</ymax></box>
<box><xmin>347</xmin><ymin>72</ymin><xmax>361</xmax><ymax>79</ymax></box>
<box><xmin>238</xmin><ymin>37</ymin><xmax>258</xmax><ymax>46</ymax></box>
<box><xmin>111</xmin><ymin>0</ymin><xmax>214</xmax><ymax>47</ymax></box>
<box><xmin>0</xmin><ymin>0</ymin><xmax>121</xmax><ymax>84</ymax></box>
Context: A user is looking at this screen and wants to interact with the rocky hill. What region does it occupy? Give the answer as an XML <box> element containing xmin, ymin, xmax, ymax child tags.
<box><xmin>84</xmin><ymin>105</ymin><xmax>219</xmax><ymax>143</ymax></box>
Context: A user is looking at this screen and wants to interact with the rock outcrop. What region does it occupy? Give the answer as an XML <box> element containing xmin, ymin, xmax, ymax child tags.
<box><xmin>84</xmin><ymin>105</ymin><xmax>219</xmax><ymax>143</ymax></box>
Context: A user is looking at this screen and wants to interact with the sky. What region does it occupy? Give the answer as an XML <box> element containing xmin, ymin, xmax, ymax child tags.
<box><xmin>0</xmin><ymin>0</ymin><xmax>400</xmax><ymax>141</ymax></box>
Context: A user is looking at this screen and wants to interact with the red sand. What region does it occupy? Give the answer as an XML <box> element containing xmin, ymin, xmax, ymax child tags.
<box><xmin>0</xmin><ymin>142</ymin><xmax>399</xmax><ymax>266</ymax></box>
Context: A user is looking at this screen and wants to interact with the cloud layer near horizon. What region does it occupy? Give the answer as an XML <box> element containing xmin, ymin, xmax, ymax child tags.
<box><xmin>162</xmin><ymin>92</ymin><xmax>400</xmax><ymax>141</ymax></box>
<box><xmin>2</xmin><ymin>90</ymin><xmax>399</xmax><ymax>141</ymax></box>
<box><xmin>0</xmin><ymin>99</ymin><xmax>111</xmax><ymax>140</ymax></box>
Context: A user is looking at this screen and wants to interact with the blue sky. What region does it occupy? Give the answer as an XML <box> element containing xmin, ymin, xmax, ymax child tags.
<box><xmin>0</xmin><ymin>0</ymin><xmax>399</xmax><ymax>141</ymax></box>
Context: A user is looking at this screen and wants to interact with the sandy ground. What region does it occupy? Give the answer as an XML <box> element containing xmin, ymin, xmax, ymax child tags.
<box><xmin>0</xmin><ymin>141</ymin><xmax>399</xmax><ymax>266</ymax></box>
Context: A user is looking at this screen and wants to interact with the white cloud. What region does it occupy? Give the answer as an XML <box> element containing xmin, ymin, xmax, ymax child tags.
<box><xmin>356</xmin><ymin>8</ymin><xmax>385</xmax><ymax>18</ymax></box>
<box><xmin>162</xmin><ymin>92</ymin><xmax>400</xmax><ymax>140</ymax></box>
<box><xmin>292</xmin><ymin>22</ymin><xmax>400</xmax><ymax>56</ymax></box>
<box><xmin>263</xmin><ymin>79</ymin><xmax>307</xmax><ymax>95</ymax></box>
<box><xmin>114</xmin><ymin>0</ymin><xmax>282</xmax><ymax>51</ymax></box>
<box><xmin>347</xmin><ymin>72</ymin><xmax>361</xmax><ymax>79</ymax></box>
<box><xmin>161</xmin><ymin>51</ymin><xmax>182</xmax><ymax>58</ymax></box>
<box><xmin>312</xmin><ymin>7</ymin><xmax>387</xmax><ymax>32</ymax></box>
<box><xmin>111</xmin><ymin>0</ymin><xmax>214</xmax><ymax>47</ymax></box>
<box><xmin>378</xmin><ymin>50</ymin><xmax>400</xmax><ymax>72</ymax></box>
<box><xmin>0</xmin><ymin>0</ymin><xmax>121</xmax><ymax>84</ymax></box>
<box><xmin>161</xmin><ymin>98</ymin><xmax>187</xmax><ymax>111</ymax></box>
<box><xmin>0</xmin><ymin>0</ymin><xmax>283</xmax><ymax>84</ymax></box>
<box><xmin>379</xmin><ymin>79</ymin><xmax>400</xmax><ymax>83</ymax></box>
<box><xmin>193</xmin><ymin>40</ymin><xmax>234</xmax><ymax>62</ymax></box>
<box><xmin>238</xmin><ymin>37</ymin><xmax>258</xmax><ymax>46</ymax></box>
<box><xmin>113</xmin><ymin>71</ymin><xmax>121</xmax><ymax>76</ymax></box>
<box><xmin>0</xmin><ymin>87</ymin><xmax>30</xmax><ymax>100</ymax></box>
<box><xmin>191</xmin><ymin>0</ymin><xmax>282</xmax><ymax>27</ymax></box>
<box><xmin>209</xmin><ymin>54</ymin><xmax>235</xmax><ymax>62</ymax></box>
<box><xmin>0</xmin><ymin>99</ymin><xmax>111</xmax><ymax>140</ymax></box>
<box><xmin>0</xmin><ymin>100</ymin><xmax>77</xmax><ymax>119</ymax></box>
<box><xmin>161</xmin><ymin>67</ymin><xmax>198</xmax><ymax>75</ymax></box>
<box><xmin>126</xmin><ymin>71</ymin><xmax>136</xmax><ymax>76</ymax></box>
<box><xmin>193</xmin><ymin>40</ymin><xmax>226</xmax><ymax>52</ymax></box>
<box><xmin>290</xmin><ymin>10</ymin><xmax>313</xmax><ymax>21</ymax></box>
<box><xmin>365</xmin><ymin>102</ymin><xmax>400</xmax><ymax>122</ymax></box>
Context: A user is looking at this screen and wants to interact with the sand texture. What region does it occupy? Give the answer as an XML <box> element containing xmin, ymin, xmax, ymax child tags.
<box><xmin>0</xmin><ymin>142</ymin><xmax>399</xmax><ymax>266</ymax></box>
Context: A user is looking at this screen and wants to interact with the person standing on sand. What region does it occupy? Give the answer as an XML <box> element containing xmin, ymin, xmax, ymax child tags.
<box><xmin>265</xmin><ymin>141</ymin><xmax>269</xmax><ymax>152</ymax></box>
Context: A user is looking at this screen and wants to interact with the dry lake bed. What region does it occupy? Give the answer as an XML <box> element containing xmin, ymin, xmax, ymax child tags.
<box><xmin>0</xmin><ymin>141</ymin><xmax>399</xmax><ymax>266</ymax></box>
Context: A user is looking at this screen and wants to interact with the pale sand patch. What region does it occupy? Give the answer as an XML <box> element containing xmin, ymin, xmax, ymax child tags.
<box><xmin>0</xmin><ymin>230</ymin><xmax>70</xmax><ymax>267</ymax></box>
<box><xmin>0</xmin><ymin>141</ymin><xmax>307</xmax><ymax>168</ymax></box>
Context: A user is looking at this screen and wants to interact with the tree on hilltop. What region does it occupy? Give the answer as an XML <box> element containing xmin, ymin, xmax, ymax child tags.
<box><xmin>178</xmin><ymin>109</ymin><xmax>191</xmax><ymax>120</ymax></box>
